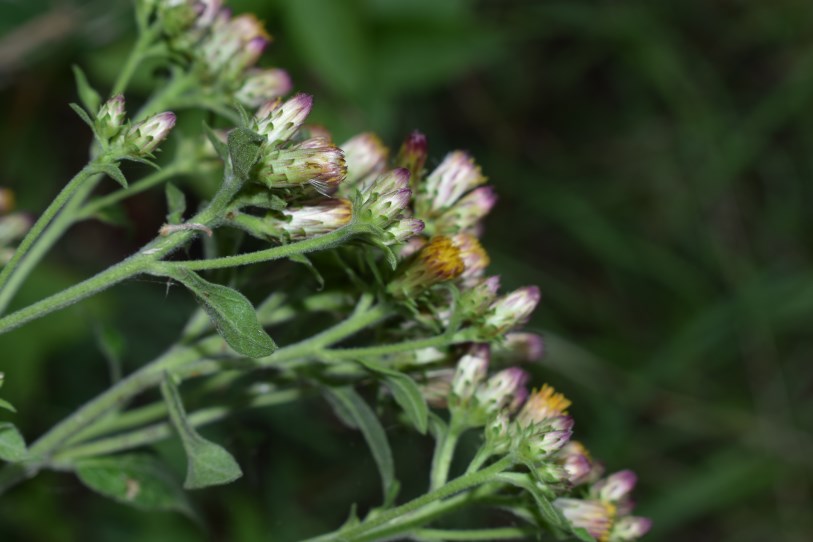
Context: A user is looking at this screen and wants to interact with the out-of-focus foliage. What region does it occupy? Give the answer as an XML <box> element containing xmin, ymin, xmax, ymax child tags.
<box><xmin>0</xmin><ymin>0</ymin><xmax>812</xmax><ymax>540</ymax></box>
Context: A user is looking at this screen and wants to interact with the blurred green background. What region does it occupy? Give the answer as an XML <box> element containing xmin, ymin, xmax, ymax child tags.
<box><xmin>1</xmin><ymin>0</ymin><xmax>812</xmax><ymax>540</ymax></box>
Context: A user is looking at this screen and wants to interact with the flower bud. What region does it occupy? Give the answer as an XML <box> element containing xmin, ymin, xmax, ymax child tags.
<box><xmin>502</xmin><ymin>332</ymin><xmax>544</xmax><ymax>362</ymax></box>
<box><xmin>96</xmin><ymin>95</ymin><xmax>126</xmax><ymax>140</ymax></box>
<box><xmin>256</xmin><ymin>138</ymin><xmax>346</xmax><ymax>194</ymax></box>
<box><xmin>236</xmin><ymin>68</ymin><xmax>292</xmax><ymax>107</ymax></box>
<box><xmin>460</xmin><ymin>275</ymin><xmax>501</xmax><ymax>316</ymax></box>
<box><xmin>0</xmin><ymin>188</ymin><xmax>15</xmax><ymax>214</ymax></box>
<box><xmin>418</xmin><ymin>151</ymin><xmax>485</xmax><ymax>216</ymax></box>
<box><xmin>556</xmin><ymin>441</ymin><xmax>595</xmax><ymax>486</ymax></box>
<box><xmin>387</xmin><ymin>235</ymin><xmax>464</xmax><ymax>298</ymax></box>
<box><xmin>611</xmin><ymin>516</ymin><xmax>652</xmax><ymax>540</ymax></box>
<box><xmin>419</xmin><ymin>369</ymin><xmax>455</xmax><ymax>407</ymax></box>
<box><xmin>436</xmin><ymin>185</ymin><xmax>497</xmax><ymax>235</ymax></box>
<box><xmin>474</xmin><ymin>367</ymin><xmax>529</xmax><ymax>416</ymax></box>
<box><xmin>518</xmin><ymin>415</ymin><xmax>574</xmax><ymax>460</ymax></box>
<box><xmin>451</xmin><ymin>233</ymin><xmax>489</xmax><ymax>286</ymax></box>
<box><xmin>385</xmin><ymin>218</ymin><xmax>425</xmax><ymax>245</ymax></box>
<box><xmin>395</xmin><ymin>130</ymin><xmax>428</xmax><ymax>184</ymax></box>
<box><xmin>484</xmin><ymin>412</ymin><xmax>512</xmax><ymax>454</ymax></box>
<box><xmin>126</xmin><ymin>112</ymin><xmax>176</xmax><ymax>155</ymax></box>
<box><xmin>276</xmin><ymin>199</ymin><xmax>352</xmax><ymax>240</ymax></box>
<box><xmin>517</xmin><ymin>384</ymin><xmax>571</xmax><ymax>426</ymax></box>
<box><xmin>341</xmin><ymin>133</ymin><xmax>389</xmax><ymax>190</ymax></box>
<box><xmin>483</xmin><ymin>286</ymin><xmax>540</xmax><ymax>335</ymax></box>
<box><xmin>200</xmin><ymin>13</ymin><xmax>269</xmax><ymax>77</ymax></box>
<box><xmin>592</xmin><ymin>470</ymin><xmax>637</xmax><ymax>503</ymax></box>
<box><xmin>451</xmin><ymin>344</ymin><xmax>489</xmax><ymax>403</ymax></box>
<box><xmin>553</xmin><ymin>499</ymin><xmax>616</xmax><ymax>542</ymax></box>
<box><xmin>255</xmin><ymin>94</ymin><xmax>313</xmax><ymax>144</ymax></box>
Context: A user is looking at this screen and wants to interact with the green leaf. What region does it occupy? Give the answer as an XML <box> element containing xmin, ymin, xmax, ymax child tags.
<box><xmin>75</xmin><ymin>454</ymin><xmax>192</xmax><ymax>513</ymax></box>
<box><xmin>203</xmin><ymin>121</ymin><xmax>229</xmax><ymax>161</ymax></box>
<box><xmin>94</xmin><ymin>163</ymin><xmax>128</xmax><ymax>189</ymax></box>
<box><xmin>69</xmin><ymin>102</ymin><xmax>95</xmax><ymax>129</ymax></box>
<box><xmin>289</xmin><ymin>253</ymin><xmax>325</xmax><ymax>290</ymax></box>
<box><xmin>323</xmin><ymin>386</ymin><xmax>395</xmax><ymax>499</ymax></box>
<box><xmin>161</xmin><ymin>375</ymin><xmax>243</xmax><ymax>490</ymax></box>
<box><xmin>94</xmin><ymin>322</ymin><xmax>125</xmax><ymax>384</ymax></box>
<box><xmin>165</xmin><ymin>183</ymin><xmax>187</xmax><ymax>225</ymax></box>
<box><xmin>0</xmin><ymin>399</ymin><xmax>15</xmax><ymax>413</ymax></box>
<box><xmin>0</xmin><ymin>423</ymin><xmax>27</xmax><ymax>462</ymax></box>
<box><xmin>170</xmin><ymin>268</ymin><xmax>277</xmax><ymax>358</ymax></box>
<box><xmin>72</xmin><ymin>65</ymin><xmax>102</xmax><ymax>113</ymax></box>
<box><xmin>227</xmin><ymin>127</ymin><xmax>265</xmax><ymax>181</ymax></box>
<box><xmin>572</xmin><ymin>527</ymin><xmax>596</xmax><ymax>542</ymax></box>
<box><xmin>356</xmin><ymin>359</ymin><xmax>428</xmax><ymax>434</ymax></box>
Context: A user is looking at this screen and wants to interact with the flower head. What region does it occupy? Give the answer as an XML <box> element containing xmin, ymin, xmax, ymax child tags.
<box><xmin>125</xmin><ymin>112</ymin><xmax>176</xmax><ymax>155</ymax></box>
<box><xmin>417</xmin><ymin>151</ymin><xmax>485</xmax><ymax>217</ymax></box>
<box><xmin>436</xmin><ymin>186</ymin><xmax>497</xmax><ymax>235</ymax></box>
<box><xmin>502</xmin><ymin>332</ymin><xmax>544</xmax><ymax>362</ymax></box>
<box><xmin>387</xmin><ymin>236</ymin><xmax>465</xmax><ymax>298</ymax></box>
<box><xmin>254</xmin><ymin>94</ymin><xmax>313</xmax><ymax>144</ymax></box>
<box><xmin>255</xmin><ymin>138</ymin><xmax>346</xmax><ymax>194</ymax></box>
<box><xmin>450</xmin><ymin>344</ymin><xmax>490</xmax><ymax>403</ymax></box>
<box><xmin>611</xmin><ymin>516</ymin><xmax>652</xmax><ymax>541</ymax></box>
<box><xmin>592</xmin><ymin>470</ymin><xmax>637</xmax><ymax>504</ymax></box>
<box><xmin>341</xmin><ymin>133</ymin><xmax>389</xmax><ymax>190</ymax></box>
<box><xmin>236</xmin><ymin>68</ymin><xmax>292</xmax><ymax>107</ymax></box>
<box><xmin>274</xmin><ymin>199</ymin><xmax>352</xmax><ymax>240</ymax></box>
<box><xmin>474</xmin><ymin>367</ymin><xmax>529</xmax><ymax>416</ymax></box>
<box><xmin>482</xmin><ymin>286</ymin><xmax>541</xmax><ymax>336</ymax></box>
<box><xmin>395</xmin><ymin>130</ymin><xmax>428</xmax><ymax>183</ymax></box>
<box><xmin>96</xmin><ymin>95</ymin><xmax>126</xmax><ymax>140</ymax></box>
<box><xmin>451</xmin><ymin>233</ymin><xmax>489</xmax><ymax>286</ymax></box>
<box><xmin>517</xmin><ymin>384</ymin><xmax>571</xmax><ymax>426</ymax></box>
<box><xmin>553</xmin><ymin>499</ymin><xmax>616</xmax><ymax>542</ymax></box>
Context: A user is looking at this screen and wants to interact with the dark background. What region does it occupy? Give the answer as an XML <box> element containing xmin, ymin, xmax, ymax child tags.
<box><xmin>1</xmin><ymin>0</ymin><xmax>812</xmax><ymax>540</ymax></box>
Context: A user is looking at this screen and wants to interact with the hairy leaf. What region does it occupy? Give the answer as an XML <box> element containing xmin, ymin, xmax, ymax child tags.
<box><xmin>165</xmin><ymin>183</ymin><xmax>187</xmax><ymax>225</ymax></box>
<box><xmin>356</xmin><ymin>359</ymin><xmax>428</xmax><ymax>434</ymax></box>
<box><xmin>227</xmin><ymin>127</ymin><xmax>265</xmax><ymax>181</ymax></box>
<box><xmin>0</xmin><ymin>423</ymin><xmax>27</xmax><ymax>462</ymax></box>
<box><xmin>72</xmin><ymin>65</ymin><xmax>101</xmax><ymax>113</ymax></box>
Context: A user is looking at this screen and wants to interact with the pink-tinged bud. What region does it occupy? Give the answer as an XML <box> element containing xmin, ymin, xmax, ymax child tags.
<box><xmin>126</xmin><ymin>112</ymin><xmax>176</xmax><ymax>155</ymax></box>
<box><xmin>395</xmin><ymin>130</ymin><xmax>428</xmax><ymax>183</ymax></box>
<box><xmin>451</xmin><ymin>344</ymin><xmax>490</xmax><ymax>402</ymax></box>
<box><xmin>484</xmin><ymin>412</ymin><xmax>512</xmax><ymax>454</ymax></box>
<box><xmin>419</xmin><ymin>151</ymin><xmax>486</xmax><ymax>216</ymax></box>
<box><xmin>387</xmin><ymin>236</ymin><xmax>464</xmax><ymax>298</ymax></box>
<box><xmin>526</xmin><ymin>428</ymin><xmax>572</xmax><ymax>458</ymax></box>
<box><xmin>518</xmin><ymin>384</ymin><xmax>571</xmax><ymax>426</ymax></box>
<box><xmin>195</xmin><ymin>0</ymin><xmax>223</xmax><ymax>28</ymax></box>
<box><xmin>461</xmin><ymin>275</ymin><xmax>501</xmax><ymax>316</ymax></box>
<box><xmin>451</xmin><ymin>233</ymin><xmax>489</xmax><ymax>286</ymax></box>
<box><xmin>200</xmin><ymin>13</ymin><xmax>269</xmax><ymax>76</ymax></box>
<box><xmin>556</xmin><ymin>441</ymin><xmax>595</xmax><ymax>486</ymax></box>
<box><xmin>255</xmin><ymin>93</ymin><xmax>313</xmax><ymax>143</ymax></box>
<box><xmin>386</xmin><ymin>218</ymin><xmax>424</xmax><ymax>245</ymax></box>
<box><xmin>483</xmin><ymin>286</ymin><xmax>540</xmax><ymax>335</ymax></box>
<box><xmin>96</xmin><ymin>95</ymin><xmax>126</xmax><ymax>139</ymax></box>
<box><xmin>612</xmin><ymin>516</ymin><xmax>652</xmax><ymax>540</ymax></box>
<box><xmin>256</xmin><ymin>138</ymin><xmax>346</xmax><ymax>193</ymax></box>
<box><xmin>341</xmin><ymin>133</ymin><xmax>390</xmax><ymax>190</ymax></box>
<box><xmin>276</xmin><ymin>199</ymin><xmax>353</xmax><ymax>240</ymax></box>
<box><xmin>553</xmin><ymin>499</ymin><xmax>616</xmax><ymax>542</ymax></box>
<box><xmin>437</xmin><ymin>185</ymin><xmax>497</xmax><ymax>235</ymax></box>
<box><xmin>0</xmin><ymin>188</ymin><xmax>15</xmax><ymax>214</ymax></box>
<box><xmin>503</xmin><ymin>332</ymin><xmax>544</xmax><ymax>362</ymax></box>
<box><xmin>593</xmin><ymin>470</ymin><xmax>637</xmax><ymax>503</ymax></box>
<box><xmin>366</xmin><ymin>189</ymin><xmax>411</xmax><ymax>228</ymax></box>
<box><xmin>236</xmin><ymin>68</ymin><xmax>292</xmax><ymax>107</ymax></box>
<box><xmin>475</xmin><ymin>367</ymin><xmax>529</xmax><ymax>415</ymax></box>
<box><xmin>367</xmin><ymin>168</ymin><xmax>410</xmax><ymax>196</ymax></box>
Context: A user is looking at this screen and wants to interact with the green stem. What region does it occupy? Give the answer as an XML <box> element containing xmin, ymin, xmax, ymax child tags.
<box><xmin>411</xmin><ymin>527</ymin><xmax>535</xmax><ymax>540</ymax></box>
<box><xmin>327</xmin><ymin>334</ymin><xmax>452</xmax><ymax>360</ymax></box>
<box><xmin>303</xmin><ymin>456</ymin><xmax>514</xmax><ymax>542</ymax></box>
<box><xmin>430</xmin><ymin>421</ymin><xmax>462</xmax><ymax>491</ymax></box>
<box><xmin>111</xmin><ymin>24</ymin><xmax>160</xmax><ymax>96</ymax></box>
<box><xmin>0</xmin><ymin>160</ymin><xmax>108</xmax><ymax>314</ymax></box>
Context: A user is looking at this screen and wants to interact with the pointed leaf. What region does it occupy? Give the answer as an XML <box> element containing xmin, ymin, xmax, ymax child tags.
<box><xmin>0</xmin><ymin>399</ymin><xmax>15</xmax><ymax>413</ymax></box>
<box><xmin>72</xmin><ymin>65</ymin><xmax>101</xmax><ymax>113</ymax></box>
<box><xmin>75</xmin><ymin>454</ymin><xmax>192</xmax><ymax>513</ymax></box>
<box><xmin>165</xmin><ymin>183</ymin><xmax>187</xmax><ymax>225</ymax></box>
<box><xmin>356</xmin><ymin>359</ymin><xmax>428</xmax><ymax>434</ymax></box>
<box><xmin>161</xmin><ymin>375</ymin><xmax>243</xmax><ymax>489</ymax></box>
<box><xmin>289</xmin><ymin>253</ymin><xmax>325</xmax><ymax>290</ymax></box>
<box><xmin>227</xmin><ymin>127</ymin><xmax>265</xmax><ymax>181</ymax></box>
<box><xmin>69</xmin><ymin>102</ymin><xmax>95</xmax><ymax>129</ymax></box>
<box><xmin>0</xmin><ymin>423</ymin><xmax>27</xmax><ymax>462</ymax></box>
<box><xmin>323</xmin><ymin>386</ymin><xmax>395</xmax><ymax>499</ymax></box>
<box><xmin>94</xmin><ymin>163</ymin><xmax>128</xmax><ymax>189</ymax></box>
<box><xmin>170</xmin><ymin>269</ymin><xmax>277</xmax><ymax>358</ymax></box>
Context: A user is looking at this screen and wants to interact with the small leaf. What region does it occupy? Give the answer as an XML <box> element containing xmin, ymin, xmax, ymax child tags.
<box><xmin>0</xmin><ymin>399</ymin><xmax>15</xmax><ymax>413</ymax></box>
<box><xmin>227</xmin><ymin>127</ymin><xmax>265</xmax><ymax>181</ymax></box>
<box><xmin>203</xmin><ymin>122</ymin><xmax>229</xmax><ymax>161</ymax></box>
<box><xmin>72</xmin><ymin>65</ymin><xmax>102</xmax><ymax>113</ymax></box>
<box><xmin>170</xmin><ymin>269</ymin><xmax>277</xmax><ymax>358</ymax></box>
<box><xmin>165</xmin><ymin>183</ymin><xmax>187</xmax><ymax>225</ymax></box>
<box><xmin>356</xmin><ymin>359</ymin><xmax>428</xmax><ymax>434</ymax></box>
<box><xmin>0</xmin><ymin>423</ymin><xmax>27</xmax><ymax>462</ymax></box>
<box><xmin>161</xmin><ymin>375</ymin><xmax>243</xmax><ymax>489</ymax></box>
<box><xmin>93</xmin><ymin>203</ymin><xmax>133</xmax><ymax>230</ymax></box>
<box><xmin>323</xmin><ymin>386</ymin><xmax>395</xmax><ymax>499</ymax></box>
<box><xmin>75</xmin><ymin>454</ymin><xmax>192</xmax><ymax>513</ymax></box>
<box><xmin>69</xmin><ymin>102</ymin><xmax>95</xmax><ymax>129</ymax></box>
<box><xmin>94</xmin><ymin>163</ymin><xmax>128</xmax><ymax>189</ymax></box>
<box><xmin>289</xmin><ymin>253</ymin><xmax>325</xmax><ymax>290</ymax></box>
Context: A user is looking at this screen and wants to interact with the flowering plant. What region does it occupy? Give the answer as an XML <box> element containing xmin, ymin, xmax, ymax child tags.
<box><xmin>0</xmin><ymin>1</ymin><xmax>650</xmax><ymax>540</ymax></box>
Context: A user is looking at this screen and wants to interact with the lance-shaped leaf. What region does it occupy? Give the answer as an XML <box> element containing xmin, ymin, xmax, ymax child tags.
<box><xmin>161</xmin><ymin>374</ymin><xmax>243</xmax><ymax>490</ymax></box>
<box><xmin>170</xmin><ymin>268</ymin><xmax>276</xmax><ymax>358</ymax></box>
<box><xmin>356</xmin><ymin>359</ymin><xmax>428</xmax><ymax>434</ymax></box>
<box><xmin>0</xmin><ymin>423</ymin><xmax>27</xmax><ymax>462</ymax></box>
<box><xmin>72</xmin><ymin>65</ymin><xmax>101</xmax><ymax>113</ymax></box>
<box><xmin>165</xmin><ymin>183</ymin><xmax>187</xmax><ymax>225</ymax></box>
<box><xmin>289</xmin><ymin>253</ymin><xmax>325</xmax><ymax>290</ymax></box>
<box><xmin>227</xmin><ymin>126</ymin><xmax>265</xmax><ymax>182</ymax></box>
<box><xmin>323</xmin><ymin>386</ymin><xmax>395</xmax><ymax>500</ymax></box>
<box><xmin>75</xmin><ymin>454</ymin><xmax>192</xmax><ymax>514</ymax></box>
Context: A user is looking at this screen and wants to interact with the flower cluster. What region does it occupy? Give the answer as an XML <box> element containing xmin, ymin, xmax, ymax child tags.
<box><xmin>94</xmin><ymin>95</ymin><xmax>176</xmax><ymax>156</ymax></box>
<box><xmin>154</xmin><ymin>0</ymin><xmax>291</xmax><ymax>107</ymax></box>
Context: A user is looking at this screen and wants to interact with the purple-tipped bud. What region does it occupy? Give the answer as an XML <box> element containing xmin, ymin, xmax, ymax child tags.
<box><xmin>341</xmin><ymin>133</ymin><xmax>390</xmax><ymax>189</ymax></box>
<box><xmin>437</xmin><ymin>185</ymin><xmax>497</xmax><ymax>235</ymax></box>
<box><xmin>277</xmin><ymin>199</ymin><xmax>353</xmax><ymax>240</ymax></box>
<box><xmin>0</xmin><ymin>188</ymin><xmax>15</xmax><ymax>214</ymax></box>
<box><xmin>96</xmin><ymin>95</ymin><xmax>126</xmax><ymax>139</ymax></box>
<box><xmin>593</xmin><ymin>470</ymin><xmax>637</xmax><ymax>503</ymax></box>
<box><xmin>256</xmin><ymin>138</ymin><xmax>346</xmax><ymax>193</ymax></box>
<box><xmin>484</xmin><ymin>286</ymin><xmax>540</xmax><ymax>335</ymax></box>
<box><xmin>503</xmin><ymin>332</ymin><xmax>545</xmax><ymax>362</ymax></box>
<box><xmin>612</xmin><ymin>516</ymin><xmax>652</xmax><ymax>540</ymax></box>
<box><xmin>368</xmin><ymin>168</ymin><xmax>410</xmax><ymax>196</ymax></box>
<box><xmin>451</xmin><ymin>345</ymin><xmax>490</xmax><ymax>403</ymax></box>
<box><xmin>553</xmin><ymin>499</ymin><xmax>616</xmax><ymax>542</ymax></box>
<box><xmin>195</xmin><ymin>0</ymin><xmax>223</xmax><ymax>28</ymax></box>
<box><xmin>126</xmin><ymin>112</ymin><xmax>176</xmax><ymax>155</ymax></box>
<box><xmin>200</xmin><ymin>13</ymin><xmax>269</xmax><ymax>76</ymax></box>
<box><xmin>395</xmin><ymin>130</ymin><xmax>428</xmax><ymax>183</ymax></box>
<box><xmin>255</xmin><ymin>93</ymin><xmax>313</xmax><ymax>143</ymax></box>
<box><xmin>475</xmin><ymin>367</ymin><xmax>529</xmax><ymax>415</ymax></box>
<box><xmin>236</xmin><ymin>68</ymin><xmax>292</xmax><ymax>107</ymax></box>
<box><xmin>419</xmin><ymin>369</ymin><xmax>455</xmax><ymax>408</ymax></box>
<box><xmin>563</xmin><ymin>452</ymin><xmax>593</xmax><ymax>486</ymax></box>
<box><xmin>461</xmin><ymin>275</ymin><xmax>501</xmax><ymax>316</ymax></box>
<box><xmin>419</xmin><ymin>151</ymin><xmax>486</xmax><ymax>216</ymax></box>
<box><xmin>386</xmin><ymin>218</ymin><xmax>425</xmax><ymax>245</ymax></box>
